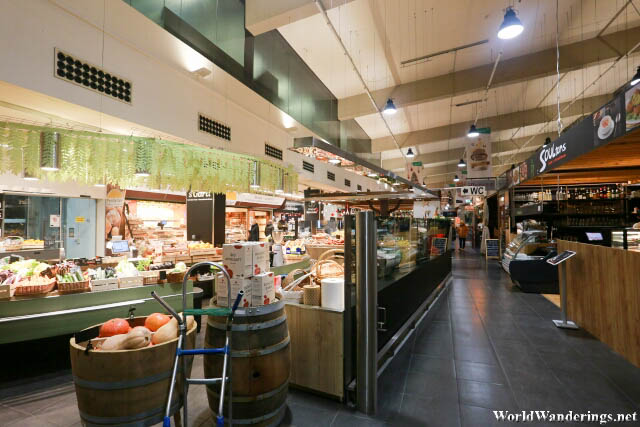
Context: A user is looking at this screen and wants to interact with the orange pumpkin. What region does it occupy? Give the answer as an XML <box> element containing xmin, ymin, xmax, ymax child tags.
<box><xmin>144</xmin><ymin>313</ymin><xmax>171</xmax><ymax>332</ymax></box>
<box><xmin>99</xmin><ymin>318</ymin><xmax>131</xmax><ymax>337</ymax></box>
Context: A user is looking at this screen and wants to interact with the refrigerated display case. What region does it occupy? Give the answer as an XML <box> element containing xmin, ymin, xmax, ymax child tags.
<box><xmin>502</xmin><ymin>230</ymin><xmax>558</xmax><ymax>293</ymax></box>
<box><xmin>611</xmin><ymin>228</ymin><xmax>640</xmax><ymax>251</ymax></box>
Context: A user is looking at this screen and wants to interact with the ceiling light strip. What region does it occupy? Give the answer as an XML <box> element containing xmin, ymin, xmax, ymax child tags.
<box><xmin>314</xmin><ymin>0</ymin><xmax>407</xmax><ymax>167</ymax></box>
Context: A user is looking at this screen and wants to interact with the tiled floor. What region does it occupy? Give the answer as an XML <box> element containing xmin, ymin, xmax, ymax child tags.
<box><xmin>2</xmin><ymin>249</ymin><xmax>640</xmax><ymax>426</ymax></box>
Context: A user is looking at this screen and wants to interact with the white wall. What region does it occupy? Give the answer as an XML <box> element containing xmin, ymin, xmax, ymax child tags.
<box><xmin>0</xmin><ymin>0</ymin><xmax>386</xmax><ymax>194</ymax></box>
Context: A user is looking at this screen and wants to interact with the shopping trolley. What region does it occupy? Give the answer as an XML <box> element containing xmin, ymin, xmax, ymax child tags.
<box><xmin>151</xmin><ymin>261</ymin><xmax>242</xmax><ymax>427</ymax></box>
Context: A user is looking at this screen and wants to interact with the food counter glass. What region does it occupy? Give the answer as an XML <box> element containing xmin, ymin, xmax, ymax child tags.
<box><xmin>611</xmin><ymin>228</ymin><xmax>640</xmax><ymax>251</ymax></box>
<box><xmin>502</xmin><ymin>230</ymin><xmax>558</xmax><ymax>293</ymax></box>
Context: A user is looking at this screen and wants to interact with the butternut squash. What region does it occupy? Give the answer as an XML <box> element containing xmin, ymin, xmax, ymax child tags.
<box><xmin>99</xmin><ymin>326</ymin><xmax>152</xmax><ymax>351</ymax></box>
<box><xmin>152</xmin><ymin>317</ymin><xmax>178</xmax><ymax>345</ymax></box>
<box><xmin>122</xmin><ymin>326</ymin><xmax>152</xmax><ymax>349</ymax></box>
<box><xmin>100</xmin><ymin>334</ymin><xmax>128</xmax><ymax>351</ymax></box>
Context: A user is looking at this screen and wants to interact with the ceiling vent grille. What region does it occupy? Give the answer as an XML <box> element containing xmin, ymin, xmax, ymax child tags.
<box><xmin>344</xmin><ymin>179</ymin><xmax>351</xmax><ymax>187</ymax></box>
<box><xmin>302</xmin><ymin>161</ymin><xmax>314</xmax><ymax>173</ymax></box>
<box><xmin>199</xmin><ymin>114</ymin><xmax>231</xmax><ymax>141</ymax></box>
<box><xmin>55</xmin><ymin>49</ymin><xmax>132</xmax><ymax>104</ymax></box>
<box><xmin>327</xmin><ymin>171</ymin><xmax>335</xmax><ymax>181</ymax></box>
<box><xmin>264</xmin><ymin>143</ymin><xmax>283</xmax><ymax>160</ymax></box>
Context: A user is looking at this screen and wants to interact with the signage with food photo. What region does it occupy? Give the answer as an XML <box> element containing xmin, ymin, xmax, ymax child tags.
<box><xmin>593</xmin><ymin>96</ymin><xmax>624</xmax><ymax>146</ymax></box>
<box><xmin>466</xmin><ymin>137</ymin><xmax>492</xmax><ymax>178</ymax></box>
<box><xmin>105</xmin><ymin>186</ymin><xmax>126</xmax><ymax>241</ymax></box>
<box><xmin>519</xmin><ymin>162</ymin><xmax>528</xmax><ymax>183</ymax></box>
<box><xmin>625</xmin><ymin>84</ymin><xmax>640</xmax><ymax>131</ymax></box>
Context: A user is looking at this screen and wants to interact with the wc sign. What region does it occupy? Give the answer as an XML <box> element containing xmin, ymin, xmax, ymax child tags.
<box><xmin>459</xmin><ymin>186</ymin><xmax>486</xmax><ymax>197</ymax></box>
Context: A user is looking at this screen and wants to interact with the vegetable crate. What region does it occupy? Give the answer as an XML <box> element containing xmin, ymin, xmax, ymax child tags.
<box><xmin>91</xmin><ymin>278</ymin><xmax>119</xmax><ymax>292</ymax></box>
<box><xmin>58</xmin><ymin>280</ymin><xmax>91</xmax><ymax>294</ymax></box>
<box><xmin>189</xmin><ymin>248</ymin><xmax>218</xmax><ymax>256</ymax></box>
<box><xmin>0</xmin><ymin>283</ymin><xmax>13</xmax><ymax>299</ymax></box>
<box><xmin>118</xmin><ymin>276</ymin><xmax>143</xmax><ymax>289</ymax></box>
<box><xmin>140</xmin><ymin>271</ymin><xmax>160</xmax><ymax>286</ymax></box>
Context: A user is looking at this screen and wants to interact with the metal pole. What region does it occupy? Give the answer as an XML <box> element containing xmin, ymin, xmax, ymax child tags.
<box><xmin>356</xmin><ymin>211</ymin><xmax>377</xmax><ymax>414</ymax></box>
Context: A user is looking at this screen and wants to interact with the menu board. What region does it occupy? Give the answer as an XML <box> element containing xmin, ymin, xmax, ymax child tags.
<box><xmin>431</xmin><ymin>238</ymin><xmax>448</xmax><ymax>255</ymax></box>
<box><xmin>485</xmin><ymin>239</ymin><xmax>500</xmax><ymax>259</ymax></box>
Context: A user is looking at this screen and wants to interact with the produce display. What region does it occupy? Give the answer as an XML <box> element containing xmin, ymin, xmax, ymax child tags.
<box><xmin>90</xmin><ymin>313</ymin><xmax>194</xmax><ymax>351</ymax></box>
<box><xmin>87</xmin><ymin>267</ymin><xmax>116</xmax><ymax>280</ymax></box>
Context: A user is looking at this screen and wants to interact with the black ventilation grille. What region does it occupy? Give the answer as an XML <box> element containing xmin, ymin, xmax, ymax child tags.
<box><xmin>357</xmin><ymin>184</ymin><xmax>362</xmax><ymax>191</ymax></box>
<box><xmin>302</xmin><ymin>161</ymin><xmax>314</xmax><ymax>173</ymax></box>
<box><xmin>344</xmin><ymin>179</ymin><xmax>351</xmax><ymax>187</ymax></box>
<box><xmin>264</xmin><ymin>144</ymin><xmax>283</xmax><ymax>160</ymax></box>
<box><xmin>327</xmin><ymin>171</ymin><xmax>335</xmax><ymax>181</ymax></box>
<box><xmin>55</xmin><ymin>49</ymin><xmax>131</xmax><ymax>104</ymax></box>
<box><xmin>199</xmin><ymin>114</ymin><xmax>230</xmax><ymax>141</ymax></box>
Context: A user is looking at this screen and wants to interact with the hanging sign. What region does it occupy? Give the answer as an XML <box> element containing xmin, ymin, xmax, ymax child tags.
<box><xmin>466</xmin><ymin>136</ymin><xmax>492</xmax><ymax>178</ymax></box>
<box><xmin>105</xmin><ymin>185</ymin><xmax>126</xmax><ymax>241</ymax></box>
<box><xmin>459</xmin><ymin>186</ymin><xmax>486</xmax><ymax>197</ymax></box>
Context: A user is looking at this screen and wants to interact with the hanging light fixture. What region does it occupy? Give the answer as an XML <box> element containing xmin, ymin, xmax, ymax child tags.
<box><xmin>382</xmin><ymin>98</ymin><xmax>397</xmax><ymax>115</ymax></box>
<box><xmin>250</xmin><ymin>160</ymin><xmax>261</xmax><ymax>189</ymax></box>
<box><xmin>40</xmin><ymin>132</ymin><xmax>60</xmax><ymax>171</ymax></box>
<box><xmin>406</xmin><ymin>148</ymin><xmax>415</xmax><ymax>158</ymax></box>
<box><xmin>497</xmin><ymin>7</ymin><xmax>524</xmax><ymax>40</ymax></box>
<box><xmin>631</xmin><ymin>67</ymin><xmax>640</xmax><ymax>86</ymax></box>
<box><xmin>134</xmin><ymin>139</ymin><xmax>151</xmax><ymax>177</ymax></box>
<box><xmin>458</xmin><ymin>158</ymin><xmax>466</xmax><ymax>168</ymax></box>
<box><xmin>543</xmin><ymin>137</ymin><xmax>551</xmax><ymax>148</ymax></box>
<box><xmin>467</xmin><ymin>124</ymin><xmax>480</xmax><ymax>138</ymax></box>
<box><xmin>453</xmin><ymin>175</ymin><xmax>460</xmax><ymax>183</ymax></box>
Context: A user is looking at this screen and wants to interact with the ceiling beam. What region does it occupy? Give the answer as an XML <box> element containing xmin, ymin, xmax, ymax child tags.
<box><xmin>381</xmin><ymin>133</ymin><xmax>552</xmax><ymax>171</ymax></box>
<box><xmin>246</xmin><ymin>0</ymin><xmax>353</xmax><ymax>36</ymax></box>
<box><xmin>371</xmin><ymin>94</ymin><xmax>607</xmax><ymax>152</ymax></box>
<box><xmin>338</xmin><ymin>26</ymin><xmax>640</xmax><ymax>120</ymax></box>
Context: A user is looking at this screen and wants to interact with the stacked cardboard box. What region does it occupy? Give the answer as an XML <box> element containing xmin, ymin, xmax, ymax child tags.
<box><xmin>217</xmin><ymin>242</ymin><xmax>274</xmax><ymax>308</ymax></box>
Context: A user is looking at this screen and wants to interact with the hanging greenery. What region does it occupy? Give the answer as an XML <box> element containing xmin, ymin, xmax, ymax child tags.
<box><xmin>0</xmin><ymin>121</ymin><xmax>297</xmax><ymax>194</ymax></box>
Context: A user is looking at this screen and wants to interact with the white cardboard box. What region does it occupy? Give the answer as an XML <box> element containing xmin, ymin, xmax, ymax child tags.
<box><xmin>217</xmin><ymin>276</ymin><xmax>252</xmax><ymax>308</ymax></box>
<box><xmin>251</xmin><ymin>242</ymin><xmax>270</xmax><ymax>275</ymax></box>
<box><xmin>251</xmin><ymin>272</ymin><xmax>275</xmax><ymax>306</ymax></box>
<box><xmin>223</xmin><ymin>243</ymin><xmax>253</xmax><ymax>278</ymax></box>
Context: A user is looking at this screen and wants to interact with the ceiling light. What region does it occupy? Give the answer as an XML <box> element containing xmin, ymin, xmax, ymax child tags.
<box><xmin>453</xmin><ymin>175</ymin><xmax>460</xmax><ymax>182</ymax></box>
<box><xmin>543</xmin><ymin>137</ymin><xmax>551</xmax><ymax>148</ymax></box>
<box><xmin>467</xmin><ymin>124</ymin><xmax>479</xmax><ymax>138</ymax></box>
<box><xmin>406</xmin><ymin>148</ymin><xmax>415</xmax><ymax>158</ymax></box>
<box><xmin>631</xmin><ymin>67</ymin><xmax>640</xmax><ymax>86</ymax></box>
<box><xmin>497</xmin><ymin>7</ymin><xmax>524</xmax><ymax>40</ymax></box>
<box><xmin>328</xmin><ymin>158</ymin><xmax>341</xmax><ymax>164</ymax></box>
<box><xmin>458</xmin><ymin>158</ymin><xmax>466</xmax><ymax>168</ymax></box>
<box><xmin>382</xmin><ymin>98</ymin><xmax>397</xmax><ymax>115</ymax></box>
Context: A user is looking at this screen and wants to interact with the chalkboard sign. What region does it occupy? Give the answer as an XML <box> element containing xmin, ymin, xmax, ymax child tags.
<box><xmin>485</xmin><ymin>239</ymin><xmax>500</xmax><ymax>259</ymax></box>
<box><xmin>431</xmin><ymin>238</ymin><xmax>448</xmax><ymax>256</ymax></box>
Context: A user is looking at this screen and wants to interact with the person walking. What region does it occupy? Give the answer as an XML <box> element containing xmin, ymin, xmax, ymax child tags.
<box><xmin>458</xmin><ymin>222</ymin><xmax>469</xmax><ymax>250</ymax></box>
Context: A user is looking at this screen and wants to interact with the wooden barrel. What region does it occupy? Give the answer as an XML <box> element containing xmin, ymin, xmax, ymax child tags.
<box><xmin>204</xmin><ymin>299</ymin><xmax>290</xmax><ymax>426</ymax></box>
<box><xmin>69</xmin><ymin>317</ymin><xmax>196</xmax><ymax>426</ymax></box>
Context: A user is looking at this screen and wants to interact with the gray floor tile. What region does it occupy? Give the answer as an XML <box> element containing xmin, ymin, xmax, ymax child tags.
<box><xmin>455</xmin><ymin>361</ymin><xmax>506</xmax><ymax>385</ymax></box>
<box><xmin>393</xmin><ymin>394</ymin><xmax>460</xmax><ymax>427</ymax></box>
<box><xmin>457</xmin><ymin>379</ymin><xmax>519</xmax><ymax>411</ymax></box>
<box><xmin>408</xmin><ymin>355</ymin><xmax>456</xmax><ymax>378</ymax></box>
<box><xmin>453</xmin><ymin>344</ymin><xmax>498</xmax><ymax>365</ymax></box>
<box><xmin>404</xmin><ymin>371</ymin><xmax>458</xmax><ymax>399</ymax></box>
<box><xmin>282</xmin><ymin>402</ymin><xmax>337</xmax><ymax>427</ymax></box>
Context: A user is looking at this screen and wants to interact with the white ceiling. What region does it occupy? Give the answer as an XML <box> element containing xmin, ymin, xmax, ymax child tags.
<box><xmin>279</xmin><ymin>0</ymin><xmax>640</xmax><ymax>184</ymax></box>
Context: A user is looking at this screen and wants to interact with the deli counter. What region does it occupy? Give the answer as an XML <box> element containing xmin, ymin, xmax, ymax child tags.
<box><xmin>502</xmin><ymin>230</ymin><xmax>558</xmax><ymax>293</ymax></box>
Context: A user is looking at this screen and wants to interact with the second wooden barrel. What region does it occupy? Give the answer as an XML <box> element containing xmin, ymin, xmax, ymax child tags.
<box><xmin>69</xmin><ymin>316</ymin><xmax>196</xmax><ymax>426</ymax></box>
<box><xmin>204</xmin><ymin>299</ymin><xmax>290</xmax><ymax>426</ymax></box>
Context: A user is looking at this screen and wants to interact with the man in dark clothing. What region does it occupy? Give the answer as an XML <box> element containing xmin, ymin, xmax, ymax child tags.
<box><xmin>264</xmin><ymin>220</ymin><xmax>274</xmax><ymax>239</ymax></box>
<box><xmin>248</xmin><ymin>219</ymin><xmax>260</xmax><ymax>241</ymax></box>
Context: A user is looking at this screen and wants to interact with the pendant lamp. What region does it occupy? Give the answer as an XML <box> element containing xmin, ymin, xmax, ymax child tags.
<box><xmin>497</xmin><ymin>7</ymin><xmax>524</xmax><ymax>40</ymax></box>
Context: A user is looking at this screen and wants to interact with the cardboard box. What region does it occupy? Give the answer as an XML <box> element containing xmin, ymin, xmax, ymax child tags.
<box><xmin>216</xmin><ymin>275</ymin><xmax>252</xmax><ymax>308</ymax></box>
<box><xmin>251</xmin><ymin>242</ymin><xmax>270</xmax><ymax>275</ymax></box>
<box><xmin>251</xmin><ymin>272</ymin><xmax>275</xmax><ymax>306</ymax></box>
<box><xmin>222</xmin><ymin>243</ymin><xmax>253</xmax><ymax>278</ymax></box>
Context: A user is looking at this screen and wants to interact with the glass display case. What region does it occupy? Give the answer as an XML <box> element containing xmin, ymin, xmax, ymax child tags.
<box><xmin>502</xmin><ymin>230</ymin><xmax>555</xmax><ymax>272</ymax></box>
<box><xmin>611</xmin><ymin>228</ymin><xmax>640</xmax><ymax>251</ymax></box>
<box><xmin>501</xmin><ymin>230</ymin><xmax>559</xmax><ymax>293</ymax></box>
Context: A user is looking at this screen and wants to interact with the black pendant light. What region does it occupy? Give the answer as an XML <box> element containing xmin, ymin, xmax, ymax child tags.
<box><xmin>543</xmin><ymin>137</ymin><xmax>551</xmax><ymax>148</ymax></box>
<box><xmin>383</xmin><ymin>98</ymin><xmax>397</xmax><ymax>115</ymax></box>
<box><xmin>497</xmin><ymin>7</ymin><xmax>524</xmax><ymax>40</ymax></box>
<box><xmin>458</xmin><ymin>158</ymin><xmax>466</xmax><ymax>168</ymax></box>
<box><xmin>632</xmin><ymin>67</ymin><xmax>640</xmax><ymax>86</ymax></box>
<box><xmin>467</xmin><ymin>124</ymin><xmax>480</xmax><ymax>138</ymax></box>
<box><xmin>453</xmin><ymin>175</ymin><xmax>460</xmax><ymax>183</ymax></box>
<box><xmin>406</xmin><ymin>148</ymin><xmax>415</xmax><ymax>158</ymax></box>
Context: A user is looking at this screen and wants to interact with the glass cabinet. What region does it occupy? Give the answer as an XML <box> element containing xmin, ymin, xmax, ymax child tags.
<box><xmin>611</xmin><ymin>228</ymin><xmax>640</xmax><ymax>251</ymax></box>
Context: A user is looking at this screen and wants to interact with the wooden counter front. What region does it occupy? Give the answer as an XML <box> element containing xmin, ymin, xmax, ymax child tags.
<box><xmin>284</xmin><ymin>303</ymin><xmax>344</xmax><ymax>399</ymax></box>
<box><xmin>557</xmin><ymin>240</ymin><xmax>640</xmax><ymax>367</ymax></box>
